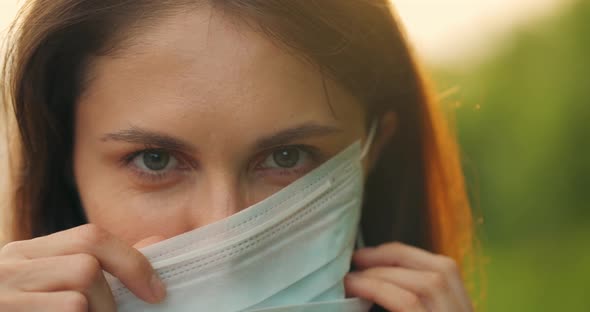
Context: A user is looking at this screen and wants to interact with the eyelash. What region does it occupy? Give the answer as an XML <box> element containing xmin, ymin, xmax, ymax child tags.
<box><xmin>121</xmin><ymin>147</ymin><xmax>190</xmax><ymax>183</ymax></box>
<box><xmin>254</xmin><ymin>145</ymin><xmax>319</xmax><ymax>173</ymax></box>
<box><xmin>121</xmin><ymin>144</ymin><xmax>322</xmax><ymax>185</ymax></box>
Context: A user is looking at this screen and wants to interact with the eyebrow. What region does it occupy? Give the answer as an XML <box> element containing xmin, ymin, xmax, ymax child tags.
<box><xmin>254</xmin><ymin>122</ymin><xmax>341</xmax><ymax>151</ymax></box>
<box><xmin>101</xmin><ymin>122</ymin><xmax>340</xmax><ymax>152</ymax></box>
<box><xmin>101</xmin><ymin>126</ymin><xmax>197</xmax><ymax>153</ymax></box>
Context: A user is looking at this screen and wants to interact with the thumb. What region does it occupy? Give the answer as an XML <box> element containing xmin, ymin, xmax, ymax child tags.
<box><xmin>133</xmin><ymin>236</ymin><xmax>166</xmax><ymax>249</ymax></box>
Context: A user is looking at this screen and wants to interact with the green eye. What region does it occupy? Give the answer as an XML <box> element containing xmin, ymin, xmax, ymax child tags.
<box><xmin>271</xmin><ymin>147</ymin><xmax>301</xmax><ymax>168</ymax></box>
<box><xmin>133</xmin><ymin>150</ymin><xmax>176</xmax><ymax>172</ymax></box>
<box><xmin>143</xmin><ymin>151</ymin><xmax>170</xmax><ymax>170</ymax></box>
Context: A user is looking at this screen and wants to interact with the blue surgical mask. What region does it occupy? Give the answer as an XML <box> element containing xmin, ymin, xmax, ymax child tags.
<box><xmin>107</xmin><ymin>122</ymin><xmax>378</xmax><ymax>312</ymax></box>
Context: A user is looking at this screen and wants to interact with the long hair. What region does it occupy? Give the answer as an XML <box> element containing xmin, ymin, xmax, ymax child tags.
<box><xmin>2</xmin><ymin>0</ymin><xmax>474</xmax><ymax>299</ymax></box>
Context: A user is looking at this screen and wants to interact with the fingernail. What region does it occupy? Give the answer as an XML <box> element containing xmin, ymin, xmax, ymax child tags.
<box><xmin>150</xmin><ymin>274</ymin><xmax>167</xmax><ymax>302</ymax></box>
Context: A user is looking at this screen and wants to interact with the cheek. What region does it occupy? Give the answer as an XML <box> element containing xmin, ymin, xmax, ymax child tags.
<box><xmin>79</xmin><ymin>187</ymin><xmax>196</xmax><ymax>244</ymax></box>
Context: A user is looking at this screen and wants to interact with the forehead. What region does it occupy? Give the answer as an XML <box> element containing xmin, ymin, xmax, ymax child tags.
<box><xmin>79</xmin><ymin>7</ymin><xmax>364</xmax><ymax>137</ymax></box>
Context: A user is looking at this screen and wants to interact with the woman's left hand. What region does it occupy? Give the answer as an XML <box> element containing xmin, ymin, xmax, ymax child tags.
<box><xmin>344</xmin><ymin>242</ymin><xmax>473</xmax><ymax>312</ymax></box>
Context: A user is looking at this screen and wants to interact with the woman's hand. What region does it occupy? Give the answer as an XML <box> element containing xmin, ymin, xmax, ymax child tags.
<box><xmin>345</xmin><ymin>242</ymin><xmax>473</xmax><ymax>312</ymax></box>
<box><xmin>0</xmin><ymin>224</ymin><xmax>166</xmax><ymax>312</ymax></box>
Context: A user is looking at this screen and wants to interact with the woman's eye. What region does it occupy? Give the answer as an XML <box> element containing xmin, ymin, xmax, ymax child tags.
<box><xmin>132</xmin><ymin>149</ymin><xmax>178</xmax><ymax>172</ymax></box>
<box><xmin>273</xmin><ymin>147</ymin><xmax>301</xmax><ymax>168</ymax></box>
<box><xmin>259</xmin><ymin>147</ymin><xmax>312</xmax><ymax>170</ymax></box>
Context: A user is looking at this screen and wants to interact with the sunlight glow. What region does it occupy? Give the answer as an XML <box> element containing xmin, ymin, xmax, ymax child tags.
<box><xmin>391</xmin><ymin>0</ymin><xmax>571</xmax><ymax>65</ymax></box>
<box><xmin>0</xmin><ymin>0</ymin><xmax>573</xmax><ymax>66</ymax></box>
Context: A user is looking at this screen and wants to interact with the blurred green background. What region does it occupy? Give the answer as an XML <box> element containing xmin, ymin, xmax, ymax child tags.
<box><xmin>432</xmin><ymin>0</ymin><xmax>590</xmax><ymax>310</ymax></box>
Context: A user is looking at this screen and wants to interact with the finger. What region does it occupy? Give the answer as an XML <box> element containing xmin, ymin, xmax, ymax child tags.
<box><xmin>0</xmin><ymin>291</ymin><xmax>88</xmax><ymax>312</ymax></box>
<box><xmin>0</xmin><ymin>224</ymin><xmax>166</xmax><ymax>304</ymax></box>
<box><xmin>5</xmin><ymin>255</ymin><xmax>116</xmax><ymax>312</ymax></box>
<box><xmin>353</xmin><ymin>242</ymin><xmax>471</xmax><ymax>309</ymax></box>
<box><xmin>345</xmin><ymin>273</ymin><xmax>428</xmax><ymax>312</ymax></box>
<box><xmin>87</xmin><ymin>267</ymin><xmax>117</xmax><ymax>312</ymax></box>
<box><xmin>353</xmin><ymin>243</ymin><xmax>440</xmax><ymax>271</ymax></box>
<box><xmin>133</xmin><ymin>236</ymin><xmax>166</xmax><ymax>249</ymax></box>
<box><xmin>360</xmin><ymin>267</ymin><xmax>462</xmax><ymax>311</ymax></box>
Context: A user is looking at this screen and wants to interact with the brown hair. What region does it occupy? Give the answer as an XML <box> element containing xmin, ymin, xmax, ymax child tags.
<box><xmin>2</xmin><ymin>0</ymin><xmax>474</xmax><ymax>293</ymax></box>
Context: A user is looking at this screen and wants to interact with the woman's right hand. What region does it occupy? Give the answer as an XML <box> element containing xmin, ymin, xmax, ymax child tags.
<box><xmin>0</xmin><ymin>224</ymin><xmax>167</xmax><ymax>312</ymax></box>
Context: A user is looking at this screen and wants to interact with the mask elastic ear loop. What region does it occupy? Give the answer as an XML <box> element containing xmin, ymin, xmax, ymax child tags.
<box><xmin>356</xmin><ymin>120</ymin><xmax>379</xmax><ymax>250</ymax></box>
<box><xmin>360</xmin><ymin>120</ymin><xmax>379</xmax><ymax>160</ymax></box>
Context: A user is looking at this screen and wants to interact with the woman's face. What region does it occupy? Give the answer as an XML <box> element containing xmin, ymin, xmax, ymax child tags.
<box><xmin>73</xmin><ymin>8</ymin><xmax>367</xmax><ymax>245</ymax></box>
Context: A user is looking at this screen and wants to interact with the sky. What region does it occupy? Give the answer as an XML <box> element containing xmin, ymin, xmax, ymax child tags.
<box><xmin>0</xmin><ymin>0</ymin><xmax>570</xmax><ymax>65</ymax></box>
<box><xmin>392</xmin><ymin>0</ymin><xmax>571</xmax><ymax>65</ymax></box>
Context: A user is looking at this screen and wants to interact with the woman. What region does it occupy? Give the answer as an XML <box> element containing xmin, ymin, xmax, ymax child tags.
<box><xmin>1</xmin><ymin>0</ymin><xmax>475</xmax><ymax>311</ymax></box>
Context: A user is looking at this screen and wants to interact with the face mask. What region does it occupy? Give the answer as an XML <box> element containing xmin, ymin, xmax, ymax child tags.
<box><xmin>107</xmin><ymin>123</ymin><xmax>378</xmax><ymax>312</ymax></box>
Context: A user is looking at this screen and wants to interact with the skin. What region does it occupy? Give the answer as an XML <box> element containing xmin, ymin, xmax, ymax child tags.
<box><xmin>73</xmin><ymin>8</ymin><xmax>367</xmax><ymax>243</ymax></box>
<box><xmin>0</xmin><ymin>7</ymin><xmax>472</xmax><ymax>312</ymax></box>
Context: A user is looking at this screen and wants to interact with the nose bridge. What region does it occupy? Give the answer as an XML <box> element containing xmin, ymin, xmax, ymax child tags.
<box><xmin>188</xmin><ymin>169</ymin><xmax>245</xmax><ymax>227</ymax></box>
<box><xmin>210</xmin><ymin>171</ymin><xmax>243</xmax><ymax>216</ymax></box>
